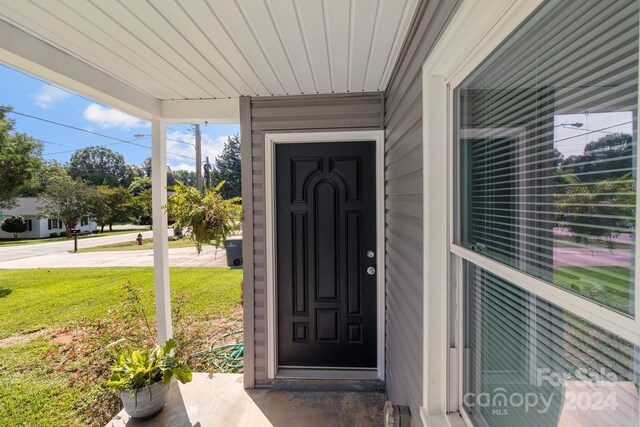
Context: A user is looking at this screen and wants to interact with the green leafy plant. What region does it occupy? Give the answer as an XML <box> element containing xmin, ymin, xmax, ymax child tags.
<box><xmin>166</xmin><ymin>181</ymin><xmax>242</xmax><ymax>254</ymax></box>
<box><xmin>106</xmin><ymin>338</ymin><xmax>192</xmax><ymax>392</ymax></box>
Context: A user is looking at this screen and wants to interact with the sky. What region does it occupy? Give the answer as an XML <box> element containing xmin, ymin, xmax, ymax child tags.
<box><xmin>0</xmin><ymin>64</ymin><xmax>240</xmax><ymax>172</ymax></box>
<box><xmin>554</xmin><ymin>112</ymin><xmax>634</xmax><ymax>157</ymax></box>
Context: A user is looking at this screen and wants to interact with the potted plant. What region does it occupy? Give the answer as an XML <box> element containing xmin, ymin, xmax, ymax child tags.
<box><xmin>106</xmin><ymin>338</ymin><xmax>192</xmax><ymax>420</ymax></box>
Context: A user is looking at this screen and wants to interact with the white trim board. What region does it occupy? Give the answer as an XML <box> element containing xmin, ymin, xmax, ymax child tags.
<box><xmin>263</xmin><ymin>130</ymin><xmax>386</xmax><ymax>381</ymax></box>
<box><xmin>420</xmin><ymin>0</ymin><xmax>546</xmax><ymax>423</ymax></box>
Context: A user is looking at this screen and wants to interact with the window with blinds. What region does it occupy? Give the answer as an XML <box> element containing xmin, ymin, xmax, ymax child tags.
<box><xmin>463</xmin><ymin>264</ymin><xmax>639</xmax><ymax>427</ymax></box>
<box><xmin>455</xmin><ymin>0</ymin><xmax>640</xmax><ymax>425</ymax></box>
<box><xmin>458</xmin><ymin>0</ymin><xmax>637</xmax><ymax>316</ymax></box>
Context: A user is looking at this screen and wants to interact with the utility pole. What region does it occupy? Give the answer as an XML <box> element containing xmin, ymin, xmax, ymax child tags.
<box><xmin>204</xmin><ymin>156</ymin><xmax>212</xmax><ymax>190</ymax></box>
<box><xmin>195</xmin><ymin>124</ymin><xmax>202</xmax><ymax>192</ymax></box>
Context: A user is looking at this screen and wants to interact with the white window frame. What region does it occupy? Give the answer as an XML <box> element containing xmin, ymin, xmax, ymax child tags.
<box><xmin>420</xmin><ymin>0</ymin><xmax>640</xmax><ymax>425</ymax></box>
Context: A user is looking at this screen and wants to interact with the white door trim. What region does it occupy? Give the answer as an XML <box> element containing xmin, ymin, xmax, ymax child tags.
<box><xmin>264</xmin><ymin>130</ymin><xmax>386</xmax><ymax>381</ymax></box>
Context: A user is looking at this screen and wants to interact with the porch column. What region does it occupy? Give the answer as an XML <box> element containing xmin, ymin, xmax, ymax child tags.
<box><xmin>151</xmin><ymin>119</ymin><xmax>173</xmax><ymax>345</ymax></box>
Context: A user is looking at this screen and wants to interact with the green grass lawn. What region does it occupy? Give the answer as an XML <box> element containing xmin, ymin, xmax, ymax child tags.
<box><xmin>0</xmin><ymin>340</ymin><xmax>86</xmax><ymax>426</ymax></box>
<box><xmin>0</xmin><ymin>267</ymin><xmax>242</xmax><ymax>339</ymax></box>
<box><xmin>555</xmin><ymin>266</ymin><xmax>632</xmax><ymax>314</ymax></box>
<box><xmin>0</xmin><ymin>267</ymin><xmax>242</xmax><ymax>426</ymax></box>
<box><xmin>75</xmin><ymin>238</ymin><xmax>209</xmax><ymax>253</ymax></box>
<box><xmin>0</xmin><ymin>228</ymin><xmax>151</xmax><ymax>247</ymax></box>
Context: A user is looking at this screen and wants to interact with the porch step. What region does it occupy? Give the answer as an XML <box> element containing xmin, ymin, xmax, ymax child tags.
<box><xmin>272</xmin><ymin>378</ymin><xmax>385</xmax><ymax>392</ymax></box>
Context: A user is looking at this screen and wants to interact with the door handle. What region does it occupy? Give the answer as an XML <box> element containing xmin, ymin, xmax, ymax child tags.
<box><xmin>367</xmin><ymin>267</ymin><xmax>376</xmax><ymax>276</ymax></box>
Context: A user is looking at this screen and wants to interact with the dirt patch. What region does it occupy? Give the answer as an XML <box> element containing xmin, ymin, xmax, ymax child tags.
<box><xmin>51</xmin><ymin>332</ymin><xmax>74</xmax><ymax>345</ymax></box>
<box><xmin>175</xmin><ymin>307</ymin><xmax>244</xmax><ymax>373</ymax></box>
<box><xmin>0</xmin><ymin>329</ymin><xmax>49</xmax><ymax>348</ymax></box>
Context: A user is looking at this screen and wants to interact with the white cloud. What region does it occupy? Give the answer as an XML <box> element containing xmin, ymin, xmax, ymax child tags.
<box><xmin>32</xmin><ymin>84</ymin><xmax>70</xmax><ymax>109</ymax></box>
<box><xmin>168</xmin><ymin>162</ymin><xmax>196</xmax><ymax>172</ymax></box>
<box><xmin>166</xmin><ymin>130</ymin><xmax>230</xmax><ymax>171</ymax></box>
<box><xmin>83</xmin><ymin>103</ymin><xmax>148</xmax><ymax>130</ymax></box>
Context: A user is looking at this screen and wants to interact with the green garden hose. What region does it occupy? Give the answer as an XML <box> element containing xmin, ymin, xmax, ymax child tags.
<box><xmin>190</xmin><ymin>330</ymin><xmax>244</xmax><ymax>372</ymax></box>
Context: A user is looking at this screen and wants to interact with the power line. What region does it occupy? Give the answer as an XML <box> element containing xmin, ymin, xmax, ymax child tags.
<box><xmin>1</xmin><ymin>66</ymin><xmax>220</xmax><ymax>163</ymax></box>
<box><xmin>43</xmin><ymin>138</ymin><xmax>150</xmax><ymax>157</ymax></box>
<box><xmin>34</xmin><ymin>138</ymin><xmax>67</xmax><ymax>146</ymax></box>
<box><xmin>168</xmin><ymin>137</ymin><xmax>195</xmax><ymax>147</ymax></box>
<box><xmin>1</xmin><ymin>106</ymin><xmax>148</xmax><ymax>145</ymax></box>
<box><xmin>1</xmin><ymin>106</ymin><xmax>196</xmax><ymax>160</ymax></box>
<box><xmin>165</xmin><ymin>129</ymin><xmax>225</xmax><ymax>157</ymax></box>
<box><xmin>554</xmin><ymin>120</ymin><xmax>633</xmax><ymax>144</ymax></box>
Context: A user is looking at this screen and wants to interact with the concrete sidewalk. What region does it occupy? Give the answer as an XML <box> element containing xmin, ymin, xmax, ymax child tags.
<box><xmin>0</xmin><ymin>245</ymin><xmax>228</xmax><ymax>269</ymax></box>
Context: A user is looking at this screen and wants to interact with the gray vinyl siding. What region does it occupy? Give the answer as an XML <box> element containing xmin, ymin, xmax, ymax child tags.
<box><xmin>241</xmin><ymin>92</ymin><xmax>385</xmax><ymax>386</ymax></box>
<box><xmin>384</xmin><ymin>0</ymin><xmax>459</xmax><ymax>423</ymax></box>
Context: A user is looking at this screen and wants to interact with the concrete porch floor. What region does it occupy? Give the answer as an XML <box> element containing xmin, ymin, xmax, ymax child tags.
<box><xmin>107</xmin><ymin>373</ymin><xmax>386</xmax><ymax>427</ymax></box>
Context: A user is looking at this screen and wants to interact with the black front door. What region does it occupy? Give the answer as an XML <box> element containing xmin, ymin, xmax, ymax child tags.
<box><xmin>276</xmin><ymin>141</ymin><xmax>377</xmax><ymax>368</ymax></box>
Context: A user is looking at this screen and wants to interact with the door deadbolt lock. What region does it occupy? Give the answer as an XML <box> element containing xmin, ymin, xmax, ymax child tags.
<box><xmin>367</xmin><ymin>250</ymin><xmax>375</xmax><ymax>258</ymax></box>
<box><xmin>367</xmin><ymin>267</ymin><xmax>376</xmax><ymax>276</ymax></box>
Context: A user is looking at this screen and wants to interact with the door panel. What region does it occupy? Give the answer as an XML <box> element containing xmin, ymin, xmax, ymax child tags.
<box><xmin>276</xmin><ymin>141</ymin><xmax>377</xmax><ymax>368</ymax></box>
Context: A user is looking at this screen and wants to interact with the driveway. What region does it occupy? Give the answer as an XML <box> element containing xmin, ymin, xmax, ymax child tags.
<box><xmin>0</xmin><ymin>230</ymin><xmax>230</xmax><ymax>269</ymax></box>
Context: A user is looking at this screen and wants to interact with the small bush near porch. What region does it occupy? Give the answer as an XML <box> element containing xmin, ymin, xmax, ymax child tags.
<box><xmin>0</xmin><ymin>267</ymin><xmax>243</xmax><ymax>426</ymax></box>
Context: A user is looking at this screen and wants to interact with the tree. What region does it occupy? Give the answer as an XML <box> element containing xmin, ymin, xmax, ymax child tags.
<box><xmin>130</xmin><ymin>188</ymin><xmax>152</xmax><ymax>226</ymax></box>
<box><xmin>555</xmin><ymin>132</ymin><xmax>635</xmax><ymax>245</ymax></box>
<box><xmin>214</xmin><ymin>135</ymin><xmax>241</xmax><ymax>199</ymax></box>
<box><xmin>167</xmin><ymin>181</ymin><xmax>242</xmax><ymax>254</ymax></box>
<box><xmin>554</xmin><ymin>172</ymin><xmax>634</xmax><ymax>246</ymax></box>
<box><xmin>0</xmin><ymin>215</ymin><xmax>28</xmax><ymax>240</ymax></box>
<box><xmin>94</xmin><ymin>186</ymin><xmax>133</xmax><ymax>232</ymax></box>
<box><xmin>128</xmin><ymin>177</ymin><xmax>152</xmax><ymax>226</ymax></box>
<box><xmin>142</xmin><ymin>157</ymin><xmax>152</xmax><ymax>178</ymax></box>
<box><xmin>122</xmin><ymin>164</ymin><xmax>145</xmax><ymax>188</ymax></box>
<box><xmin>561</xmin><ymin>133</ymin><xmax>632</xmax><ymax>182</ymax></box>
<box><xmin>140</xmin><ymin>158</ymin><xmax>195</xmax><ymax>187</ymax></box>
<box><xmin>128</xmin><ymin>176</ymin><xmax>152</xmax><ymax>195</ymax></box>
<box><xmin>68</xmin><ymin>146</ymin><xmax>127</xmax><ymax>187</ymax></box>
<box><xmin>0</xmin><ymin>105</ymin><xmax>43</xmax><ymax>207</ymax></box>
<box><xmin>39</xmin><ymin>173</ymin><xmax>100</xmax><ymax>235</ymax></box>
<box><xmin>19</xmin><ymin>161</ymin><xmax>68</xmax><ymax>197</ymax></box>
<box><xmin>170</xmin><ymin>169</ymin><xmax>196</xmax><ymax>187</ymax></box>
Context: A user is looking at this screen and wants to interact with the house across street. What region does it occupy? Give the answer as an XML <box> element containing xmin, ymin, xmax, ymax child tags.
<box><xmin>0</xmin><ymin>197</ymin><xmax>97</xmax><ymax>239</ymax></box>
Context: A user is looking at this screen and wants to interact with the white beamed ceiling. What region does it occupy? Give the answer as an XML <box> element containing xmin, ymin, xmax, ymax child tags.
<box><xmin>0</xmin><ymin>0</ymin><xmax>419</xmax><ymax>100</ymax></box>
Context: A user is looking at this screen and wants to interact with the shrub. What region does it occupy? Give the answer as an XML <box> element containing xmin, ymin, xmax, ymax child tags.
<box><xmin>49</xmin><ymin>232</ymin><xmax>59</xmax><ymax>238</ymax></box>
<box><xmin>59</xmin><ymin>231</ymin><xmax>68</xmax><ymax>238</ymax></box>
<box><xmin>0</xmin><ymin>215</ymin><xmax>28</xmax><ymax>240</ymax></box>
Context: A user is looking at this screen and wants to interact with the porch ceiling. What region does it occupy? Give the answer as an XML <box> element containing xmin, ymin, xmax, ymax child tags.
<box><xmin>0</xmin><ymin>0</ymin><xmax>418</xmax><ymax>101</ymax></box>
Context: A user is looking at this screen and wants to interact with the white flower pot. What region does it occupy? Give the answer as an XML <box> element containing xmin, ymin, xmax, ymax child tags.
<box><xmin>120</xmin><ymin>381</ymin><xmax>171</xmax><ymax>420</ymax></box>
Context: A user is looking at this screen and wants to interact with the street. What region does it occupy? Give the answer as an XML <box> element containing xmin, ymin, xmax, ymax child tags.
<box><xmin>0</xmin><ymin>230</ymin><xmax>228</xmax><ymax>268</ymax></box>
